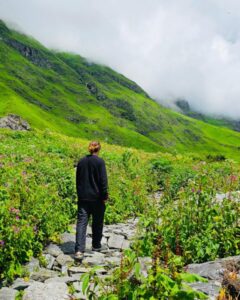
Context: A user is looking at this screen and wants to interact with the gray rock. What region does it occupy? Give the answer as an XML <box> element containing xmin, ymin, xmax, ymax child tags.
<box><xmin>45</xmin><ymin>276</ymin><xmax>78</xmax><ymax>284</ymax></box>
<box><xmin>83</xmin><ymin>255</ymin><xmax>106</xmax><ymax>266</ymax></box>
<box><xmin>10</xmin><ymin>278</ymin><xmax>35</xmax><ymax>290</ymax></box>
<box><xmin>59</xmin><ymin>232</ymin><xmax>75</xmax><ymax>254</ymax></box>
<box><xmin>52</xmin><ymin>266</ymin><xmax>61</xmax><ymax>272</ymax></box>
<box><xmin>101</xmin><ymin>236</ymin><xmax>107</xmax><ymax>245</ymax></box>
<box><xmin>122</xmin><ymin>239</ymin><xmax>130</xmax><ymax>250</ymax></box>
<box><xmin>216</xmin><ymin>191</ymin><xmax>240</xmax><ymax>203</ymax></box>
<box><xmin>42</xmin><ymin>254</ymin><xmax>55</xmax><ymax>269</ymax></box>
<box><xmin>108</xmin><ymin>234</ymin><xmax>124</xmax><ymax>249</ymax></box>
<box><xmin>103</xmin><ymin>231</ymin><xmax>112</xmax><ymax>238</ymax></box>
<box><xmin>60</xmin><ymin>232</ymin><xmax>75</xmax><ymax>244</ymax></box>
<box><xmin>23</xmin><ymin>281</ymin><xmax>70</xmax><ymax>300</ymax></box>
<box><xmin>187</xmin><ymin>256</ymin><xmax>240</xmax><ymax>281</ymax></box>
<box><xmin>0</xmin><ymin>114</ymin><xmax>30</xmax><ymax>131</ymax></box>
<box><xmin>30</xmin><ymin>268</ymin><xmax>59</xmax><ymax>282</ymax></box>
<box><xmin>61</xmin><ymin>265</ymin><xmax>68</xmax><ymax>276</ymax></box>
<box><xmin>84</xmin><ymin>250</ymin><xmax>105</xmax><ymax>257</ymax></box>
<box><xmin>189</xmin><ymin>281</ymin><xmax>221</xmax><ymax>298</ymax></box>
<box><xmin>0</xmin><ymin>287</ymin><xmax>18</xmax><ymax>300</ymax></box>
<box><xmin>24</xmin><ymin>257</ymin><xmax>40</xmax><ymax>274</ymax></box>
<box><xmin>105</xmin><ymin>256</ymin><xmax>121</xmax><ymax>266</ymax></box>
<box><xmin>44</xmin><ymin>244</ymin><xmax>63</xmax><ymax>257</ymax></box>
<box><xmin>56</xmin><ymin>254</ymin><xmax>74</xmax><ymax>266</ymax></box>
<box><xmin>187</xmin><ymin>261</ymin><xmax>224</xmax><ymax>280</ymax></box>
<box><xmin>113</xmin><ymin>229</ymin><xmax>125</xmax><ymax>235</ymax></box>
<box><xmin>138</xmin><ymin>257</ymin><xmax>152</xmax><ymax>278</ymax></box>
<box><xmin>69</xmin><ymin>266</ymin><xmax>92</xmax><ymax>274</ymax></box>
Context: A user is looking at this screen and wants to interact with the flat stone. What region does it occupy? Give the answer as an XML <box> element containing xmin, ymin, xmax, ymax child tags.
<box><xmin>23</xmin><ymin>281</ymin><xmax>70</xmax><ymax>300</ymax></box>
<box><xmin>59</xmin><ymin>232</ymin><xmax>76</xmax><ymax>254</ymax></box>
<box><xmin>103</xmin><ymin>232</ymin><xmax>112</xmax><ymax>238</ymax></box>
<box><xmin>85</xmin><ymin>237</ymin><xmax>92</xmax><ymax>250</ymax></box>
<box><xmin>52</xmin><ymin>266</ymin><xmax>61</xmax><ymax>272</ymax></box>
<box><xmin>45</xmin><ymin>276</ymin><xmax>78</xmax><ymax>284</ymax></box>
<box><xmin>24</xmin><ymin>258</ymin><xmax>40</xmax><ymax>274</ymax></box>
<box><xmin>107</xmin><ymin>234</ymin><xmax>124</xmax><ymax>249</ymax></box>
<box><xmin>69</xmin><ymin>266</ymin><xmax>92</xmax><ymax>274</ymax></box>
<box><xmin>187</xmin><ymin>261</ymin><xmax>225</xmax><ymax>281</ymax></box>
<box><xmin>101</xmin><ymin>236</ymin><xmax>107</xmax><ymax>245</ymax></box>
<box><xmin>10</xmin><ymin>278</ymin><xmax>35</xmax><ymax>290</ymax></box>
<box><xmin>83</xmin><ymin>251</ymin><xmax>105</xmax><ymax>258</ymax></box>
<box><xmin>105</xmin><ymin>256</ymin><xmax>121</xmax><ymax>266</ymax></box>
<box><xmin>189</xmin><ymin>281</ymin><xmax>221</xmax><ymax>298</ymax></box>
<box><xmin>30</xmin><ymin>268</ymin><xmax>59</xmax><ymax>282</ymax></box>
<box><xmin>122</xmin><ymin>239</ymin><xmax>130</xmax><ymax>250</ymax></box>
<box><xmin>60</xmin><ymin>232</ymin><xmax>75</xmax><ymax>244</ymax></box>
<box><xmin>44</xmin><ymin>244</ymin><xmax>63</xmax><ymax>257</ymax></box>
<box><xmin>113</xmin><ymin>229</ymin><xmax>125</xmax><ymax>236</ymax></box>
<box><xmin>42</xmin><ymin>254</ymin><xmax>55</xmax><ymax>269</ymax></box>
<box><xmin>0</xmin><ymin>287</ymin><xmax>18</xmax><ymax>300</ymax></box>
<box><xmin>83</xmin><ymin>256</ymin><xmax>106</xmax><ymax>266</ymax></box>
<box><xmin>56</xmin><ymin>254</ymin><xmax>74</xmax><ymax>266</ymax></box>
<box><xmin>61</xmin><ymin>265</ymin><xmax>68</xmax><ymax>275</ymax></box>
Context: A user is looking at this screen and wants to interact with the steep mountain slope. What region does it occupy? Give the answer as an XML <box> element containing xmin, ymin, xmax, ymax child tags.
<box><xmin>0</xmin><ymin>20</ymin><xmax>240</xmax><ymax>158</ymax></box>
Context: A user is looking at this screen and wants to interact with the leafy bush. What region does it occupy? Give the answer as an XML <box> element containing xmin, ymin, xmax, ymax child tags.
<box><xmin>134</xmin><ymin>164</ymin><xmax>240</xmax><ymax>263</ymax></box>
<box><xmin>80</xmin><ymin>249</ymin><xmax>207</xmax><ymax>299</ymax></box>
<box><xmin>206</xmin><ymin>154</ymin><xmax>226</xmax><ymax>162</ymax></box>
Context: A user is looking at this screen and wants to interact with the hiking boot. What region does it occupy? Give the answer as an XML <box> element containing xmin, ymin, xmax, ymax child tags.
<box><xmin>92</xmin><ymin>244</ymin><xmax>108</xmax><ymax>252</ymax></box>
<box><xmin>74</xmin><ymin>251</ymin><xmax>84</xmax><ymax>260</ymax></box>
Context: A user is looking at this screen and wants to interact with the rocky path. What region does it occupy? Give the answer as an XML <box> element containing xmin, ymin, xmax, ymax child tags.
<box><xmin>0</xmin><ymin>192</ymin><xmax>239</xmax><ymax>299</ymax></box>
<box><xmin>0</xmin><ymin>218</ymin><xmax>138</xmax><ymax>300</ymax></box>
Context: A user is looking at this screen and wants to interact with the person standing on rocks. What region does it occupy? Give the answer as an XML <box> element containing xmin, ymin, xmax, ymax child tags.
<box><xmin>75</xmin><ymin>141</ymin><xmax>108</xmax><ymax>259</ymax></box>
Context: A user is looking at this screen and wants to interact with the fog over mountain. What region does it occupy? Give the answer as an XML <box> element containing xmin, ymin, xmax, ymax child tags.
<box><xmin>1</xmin><ymin>0</ymin><xmax>240</xmax><ymax>118</ymax></box>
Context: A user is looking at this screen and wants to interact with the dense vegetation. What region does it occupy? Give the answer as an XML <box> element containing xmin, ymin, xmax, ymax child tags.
<box><xmin>1</xmin><ymin>20</ymin><xmax>240</xmax><ymax>159</ymax></box>
<box><xmin>0</xmin><ymin>128</ymin><xmax>156</xmax><ymax>281</ymax></box>
<box><xmin>82</xmin><ymin>154</ymin><xmax>239</xmax><ymax>299</ymax></box>
<box><xmin>0</xmin><ymin>128</ymin><xmax>239</xmax><ymax>299</ymax></box>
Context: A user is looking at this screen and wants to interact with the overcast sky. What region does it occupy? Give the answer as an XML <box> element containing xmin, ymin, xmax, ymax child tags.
<box><xmin>1</xmin><ymin>0</ymin><xmax>240</xmax><ymax>118</ymax></box>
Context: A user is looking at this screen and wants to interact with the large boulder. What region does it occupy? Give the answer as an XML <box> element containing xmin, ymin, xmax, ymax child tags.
<box><xmin>23</xmin><ymin>281</ymin><xmax>70</xmax><ymax>300</ymax></box>
<box><xmin>0</xmin><ymin>287</ymin><xmax>17</xmax><ymax>300</ymax></box>
<box><xmin>187</xmin><ymin>255</ymin><xmax>240</xmax><ymax>298</ymax></box>
<box><xmin>0</xmin><ymin>114</ymin><xmax>30</xmax><ymax>130</ymax></box>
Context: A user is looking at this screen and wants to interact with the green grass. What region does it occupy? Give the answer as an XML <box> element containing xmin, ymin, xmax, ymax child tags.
<box><xmin>0</xmin><ymin>20</ymin><xmax>240</xmax><ymax>159</ymax></box>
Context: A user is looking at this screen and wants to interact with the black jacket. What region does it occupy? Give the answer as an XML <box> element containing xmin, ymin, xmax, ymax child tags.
<box><xmin>76</xmin><ymin>154</ymin><xmax>108</xmax><ymax>201</ymax></box>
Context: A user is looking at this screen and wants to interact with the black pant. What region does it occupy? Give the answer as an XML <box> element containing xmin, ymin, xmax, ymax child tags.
<box><xmin>75</xmin><ymin>200</ymin><xmax>106</xmax><ymax>252</ymax></box>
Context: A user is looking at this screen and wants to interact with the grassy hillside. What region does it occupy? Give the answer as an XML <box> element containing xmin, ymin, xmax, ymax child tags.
<box><xmin>0</xmin><ymin>20</ymin><xmax>240</xmax><ymax>159</ymax></box>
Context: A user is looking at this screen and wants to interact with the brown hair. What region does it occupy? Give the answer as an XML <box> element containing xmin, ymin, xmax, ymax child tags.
<box><xmin>88</xmin><ymin>141</ymin><xmax>101</xmax><ymax>154</ymax></box>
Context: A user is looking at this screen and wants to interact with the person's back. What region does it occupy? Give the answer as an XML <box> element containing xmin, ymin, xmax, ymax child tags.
<box><xmin>76</xmin><ymin>154</ymin><xmax>108</xmax><ymax>201</ymax></box>
<box><xmin>75</xmin><ymin>141</ymin><xmax>108</xmax><ymax>260</ymax></box>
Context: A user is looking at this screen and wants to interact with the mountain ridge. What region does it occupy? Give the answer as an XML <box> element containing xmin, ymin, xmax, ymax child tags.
<box><xmin>1</xmin><ymin>20</ymin><xmax>240</xmax><ymax>159</ymax></box>
<box><xmin>175</xmin><ymin>99</ymin><xmax>240</xmax><ymax>132</ymax></box>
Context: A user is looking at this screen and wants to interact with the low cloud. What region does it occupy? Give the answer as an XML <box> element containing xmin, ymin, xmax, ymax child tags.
<box><xmin>1</xmin><ymin>0</ymin><xmax>240</xmax><ymax>118</ymax></box>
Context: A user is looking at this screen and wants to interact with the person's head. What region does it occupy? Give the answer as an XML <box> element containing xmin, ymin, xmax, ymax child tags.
<box><xmin>88</xmin><ymin>141</ymin><xmax>101</xmax><ymax>155</ymax></box>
